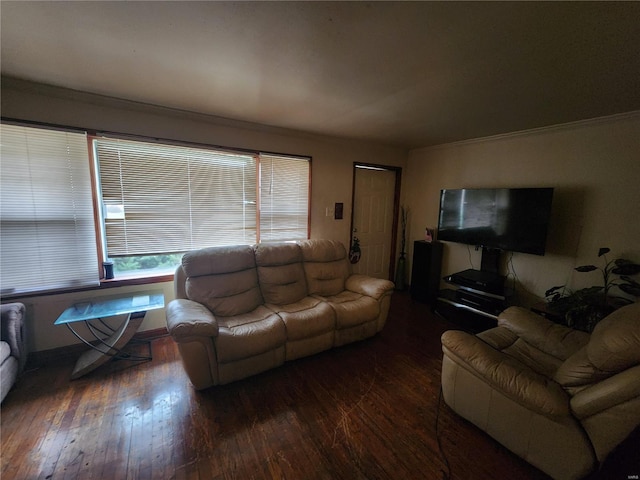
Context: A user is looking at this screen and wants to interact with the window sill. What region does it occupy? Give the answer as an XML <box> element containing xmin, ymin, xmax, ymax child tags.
<box><xmin>2</xmin><ymin>272</ymin><xmax>174</xmax><ymax>301</ymax></box>
<box><xmin>99</xmin><ymin>272</ymin><xmax>174</xmax><ymax>288</ymax></box>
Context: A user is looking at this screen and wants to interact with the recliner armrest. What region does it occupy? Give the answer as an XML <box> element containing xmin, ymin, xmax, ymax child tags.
<box><xmin>0</xmin><ymin>302</ymin><xmax>27</xmax><ymax>373</ymax></box>
<box><xmin>498</xmin><ymin>306</ymin><xmax>590</xmax><ymax>361</ymax></box>
<box><xmin>570</xmin><ymin>364</ymin><xmax>640</xmax><ymax>419</ymax></box>
<box><xmin>441</xmin><ymin>329</ymin><xmax>570</xmax><ymax>418</ymax></box>
<box><xmin>166</xmin><ymin>299</ymin><xmax>219</xmax><ymax>341</ymax></box>
<box><xmin>345</xmin><ymin>274</ymin><xmax>394</xmax><ymax>300</ymax></box>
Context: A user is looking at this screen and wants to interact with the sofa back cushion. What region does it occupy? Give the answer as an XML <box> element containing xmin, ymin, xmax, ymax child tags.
<box><xmin>182</xmin><ymin>245</ymin><xmax>263</xmax><ymax>316</ymax></box>
<box><xmin>298</xmin><ymin>240</ymin><xmax>350</xmax><ymax>296</ymax></box>
<box><xmin>255</xmin><ymin>243</ymin><xmax>308</xmax><ymax>305</ymax></box>
<box><xmin>554</xmin><ymin>302</ymin><xmax>640</xmax><ymax>387</ymax></box>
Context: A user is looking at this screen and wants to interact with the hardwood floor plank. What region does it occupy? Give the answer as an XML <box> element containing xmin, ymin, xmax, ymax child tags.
<box><xmin>2</xmin><ymin>292</ymin><xmax>638</xmax><ymax>480</ymax></box>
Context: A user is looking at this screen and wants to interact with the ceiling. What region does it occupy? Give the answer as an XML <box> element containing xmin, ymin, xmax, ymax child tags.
<box><xmin>1</xmin><ymin>1</ymin><xmax>639</xmax><ymax>149</ymax></box>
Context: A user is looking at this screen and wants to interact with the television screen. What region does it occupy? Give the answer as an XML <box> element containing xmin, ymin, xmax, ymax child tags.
<box><xmin>437</xmin><ymin>188</ymin><xmax>554</xmax><ymax>255</ymax></box>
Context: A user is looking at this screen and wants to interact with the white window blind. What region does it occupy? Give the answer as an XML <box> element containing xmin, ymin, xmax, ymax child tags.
<box><xmin>259</xmin><ymin>153</ymin><xmax>310</xmax><ymax>242</ymax></box>
<box><xmin>94</xmin><ymin>138</ymin><xmax>257</xmax><ymax>257</ymax></box>
<box><xmin>0</xmin><ymin>124</ymin><xmax>99</xmax><ymax>295</ymax></box>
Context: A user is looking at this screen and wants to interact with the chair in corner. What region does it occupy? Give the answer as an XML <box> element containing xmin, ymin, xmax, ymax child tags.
<box><xmin>1</xmin><ymin>302</ymin><xmax>27</xmax><ymax>403</ymax></box>
<box><xmin>440</xmin><ymin>303</ymin><xmax>640</xmax><ymax>480</ymax></box>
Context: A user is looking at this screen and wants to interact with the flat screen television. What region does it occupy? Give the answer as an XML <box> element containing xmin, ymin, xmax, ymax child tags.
<box><xmin>437</xmin><ymin>187</ymin><xmax>554</xmax><ymax>256</ymax></box>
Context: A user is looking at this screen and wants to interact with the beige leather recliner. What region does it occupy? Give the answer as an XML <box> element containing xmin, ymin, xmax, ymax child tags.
<box><xmin>440</xmin><ymin>302</ymin><xmax>640</xmax><ymax>480</ymax></box>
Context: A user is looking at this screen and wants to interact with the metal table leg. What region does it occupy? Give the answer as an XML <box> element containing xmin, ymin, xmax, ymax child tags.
<box><xmin>67</xmin><ymin>311</ymin><xmax>149</xmax><ymax>379</ymax></box>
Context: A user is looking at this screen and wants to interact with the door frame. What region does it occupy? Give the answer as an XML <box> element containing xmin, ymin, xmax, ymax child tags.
<box><xmin>350</xmin><ymin>162</ymin><xmax>402</xmax><ymax>281</ymax></box>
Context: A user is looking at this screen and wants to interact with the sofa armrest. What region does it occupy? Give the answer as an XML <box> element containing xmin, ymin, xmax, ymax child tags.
<box><xmin>166</xmin><ymin>299</ymin><xmax>219</xmax><ymax>341</ymax></box>
<box><xmin>570</xmin><ymin>364</ymin><xmax>640</xmax><ymax>419</ymax></box>
<box><xmin>1</xmin><ymin>302</ymin><xmax>26</xmax><ymax>373</ymax></box>
<box><xmin>498</xmin><ymin>306</ymin><xmax>590</xmax><ymax>361</ymax></box>
<box><xmin>441</xmin><ymin>330</ymin><xmax>570</xmax><ymax>418</ymax></box>
<box><xmin>345</xmin><ymin>274</ymin><xmax>394</xmax><ymax>300</ymax></box>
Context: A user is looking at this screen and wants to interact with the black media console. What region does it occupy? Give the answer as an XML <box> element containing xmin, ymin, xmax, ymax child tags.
<box><xmin>435</xmin><ymin>268</ymin><xmax>511</xmax><ymax>332</ymax></box>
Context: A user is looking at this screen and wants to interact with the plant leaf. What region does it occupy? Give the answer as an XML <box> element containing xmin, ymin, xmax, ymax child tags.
<box><xmin>598</xmin><ymin>248</ymin><xmax>610</xmax><ymax>257</ymax></box>
<box><xmin>575</xmin><ymin>265</ymin><xmax>598</xmax><ymax>272</ymax></box>
<box><xmin>620</xmin><ymin>275</ymin><xmax>640</xmax><ymax>287</ymax></box>
<box><xmin>612</xmin><ymin>263</ymin><xmax>640</xmax><ymax>276</ymax></box>
<box><xmin>575</xmin><ymin>285</ymin><xmax>604</xmax><ymax>298</ymax></box>
<box><xmin>614</xmin><ymin>258</ymin><xmax>633</xmax><ymax>266</ymax></box>
<box><xmin>545</xmin><ymin>285</ymin><xmax>564</xmax><ymax>297</ymax></box>
<box><xmin>619</xmin><ymin>283</ymin><xmax>640</xmax><ymax>296</ymax></box>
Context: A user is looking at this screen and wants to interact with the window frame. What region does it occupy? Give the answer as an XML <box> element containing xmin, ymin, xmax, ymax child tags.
<box><xmin>0</xmin><ymin>120</ymin><xmax>312</xmax><ymax>297</ymax></box>
<box><xmin>0</xmin><ymin>122</ymin><xmax>102</xmax><ymax>298</ymax></box>
<box><xmin>89</xmin><ymin>132</ymin><xmax>312</xmax><ymax>285</ymax></box>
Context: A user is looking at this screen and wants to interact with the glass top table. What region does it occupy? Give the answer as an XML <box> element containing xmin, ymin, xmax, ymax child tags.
<box><xmin>55</xmin><ymin>291</ymin><xmax>165</xmax><ymax>324</ymax></box>
<box><xmin>55</xmin><ymin>290</ymin><xmax>165</xmax><ymax>379</ymax></box>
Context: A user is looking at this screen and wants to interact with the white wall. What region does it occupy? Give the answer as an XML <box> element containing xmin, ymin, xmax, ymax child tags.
<box><xmin>1</xmin><ymin>79</ymin><xmax>406</xmax><ymax>352</ymax></box>
<box><xmin>403</xmin><ymin>112</ymin><xmax>640</xmax><ymax>307</ymax></box>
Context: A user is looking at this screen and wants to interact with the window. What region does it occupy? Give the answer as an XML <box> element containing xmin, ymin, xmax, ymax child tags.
<box><xmin>0</xmin><ymin>124</ymin><xmax>99</xmax><ymax>295</ymax></box>
<box><xmin>259</xmin><ymin>154</ymin><xmax>310</xmax><ymax>242</ymax></box>
<box><xmin>0</xmin><ymin>123</ymin><xmax>311</xmax><ymax>292</ymax></box>
<box><xmin>93</xmin><ymin>136</ymin><xmax>310</xmax><ymax>276</ymax></box>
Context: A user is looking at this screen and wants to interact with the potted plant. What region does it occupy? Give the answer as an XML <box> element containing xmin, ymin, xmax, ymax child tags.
<box><xmin>546</xmin><ymin>248</ymin><xmax>640</xmax><ymax>332</ymax></box>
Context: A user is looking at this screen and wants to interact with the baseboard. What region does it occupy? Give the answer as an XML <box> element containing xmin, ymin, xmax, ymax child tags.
<box><xmin>26</xmin><ymin>327</ymin><xmax>169</xmax><ymax>369</ymax></box>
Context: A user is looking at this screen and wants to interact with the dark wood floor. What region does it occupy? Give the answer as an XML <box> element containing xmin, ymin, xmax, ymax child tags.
<box><xmin>1</xmin><ymin>292</ymin><xmax>638</xmax><ymax>480</ymax></box>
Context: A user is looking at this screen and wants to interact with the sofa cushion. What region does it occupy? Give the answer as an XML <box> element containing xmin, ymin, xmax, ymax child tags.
<box><xmin>183</xmin><ymin>245</ymin><xmax>256</xmax><ymax>276</ymax></box>
<box><xmin>267</xmin><ymin>297</ymin><xmax>335</xmax><ymax>341</ymax></box>
<box><xmin>255</xmin><ymin>243</ymin><xmax>308</xmax><ymax>305</ymax></box>
<box><xmin>319</xmin><ymin>290</ymin><xmax>379</xmax><ymax>329</ymax></box>
<box><xmin>555</xmin><ymin>302</ymin><xmax>640</xmax><ymax>387</ymax></box>
<box><xmin>298</xmin><ymin>240</ymin><xmax>350</xmax><ymax>296</ymax></box>
<box><xmin>187</xmin><ymin>269</ymin><xmax>263</xmax><ymax>317</ymax></box>
<box><xmin>183</xmin><ymin>245</ymin><xmax>263</xmax><ymax>316</ymax></box>
<box><xmin>216</xmin><ymin>306</ymin><xmax>286</xmax><ymax>363</ymax></box>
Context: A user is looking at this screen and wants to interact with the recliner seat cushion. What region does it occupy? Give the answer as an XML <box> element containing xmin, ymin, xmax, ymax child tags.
<box><xmin>442</xmin><ymin>329</ymin><xmax>570</xmax><ymax>418</ymax></box>
<box><xmin>320</xmin><ymin>290</ymin><xmax>379</xmax><ymax>329</ymax></box>
<box><xmin>216</xmin><ymin>306</ymin><xmax>286</xmax><ymax>362</ymax></box>
<box><xmin>268</xmin><ymin>297</ymin><xmax>335</xmax><ymax>341</ymax></box>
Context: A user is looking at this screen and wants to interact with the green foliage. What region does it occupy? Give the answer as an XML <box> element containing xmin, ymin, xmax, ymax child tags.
<box><xmin>546</xmin><ymin>247</ymin><xmax>640</xmax><ymax>332</ymax></box>
<box><xmin>113</xmin><ymin>253</ymin><xmax>184</xmax><ymax>274</ymax></box>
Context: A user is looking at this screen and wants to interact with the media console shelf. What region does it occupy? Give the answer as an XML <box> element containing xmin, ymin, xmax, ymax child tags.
<box><xmin>435</xmin><ymin>268</ymin><xmax>511</xmax><ymax>332</ymax></box>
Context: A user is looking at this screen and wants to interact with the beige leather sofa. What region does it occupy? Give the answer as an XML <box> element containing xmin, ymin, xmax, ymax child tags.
<box><xmin>440</xmin><ymin>303</ymin><xmax>640</xmax><ymax>480</ymax></box>
<box><xmin>167</xmin><ymin>239</ymin><xmax>394</xmax><ymax>389</ymax></box>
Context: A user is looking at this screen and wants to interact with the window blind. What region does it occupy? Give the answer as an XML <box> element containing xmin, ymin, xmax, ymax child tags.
<box><xmin>94</xmin><ymin>138</ymin><xmax>257</xmax><ymax>257</ymax></box>
<box><xmin>0</xmin><ymin>124</ymin><xmax>99</xmax><ymax>295</ymax></box>
<box><xmin>259</xmin><ymin>153</ymin><xmax>310</xmax><ymax>242</ymax></box>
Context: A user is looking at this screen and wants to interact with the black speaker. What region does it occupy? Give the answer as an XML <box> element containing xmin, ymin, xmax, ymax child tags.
<box><xmin>410</xmin><ymin>240</ymin><xmax>443</xmax><ymax>305</ymax></box>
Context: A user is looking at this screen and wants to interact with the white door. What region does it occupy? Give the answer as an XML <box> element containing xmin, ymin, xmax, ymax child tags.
<box><xmin>352</xmin><ymin>167</ymin><xmax>396</xmax><ymax>279</ymax></box>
